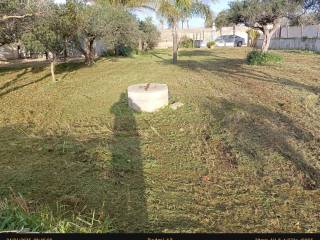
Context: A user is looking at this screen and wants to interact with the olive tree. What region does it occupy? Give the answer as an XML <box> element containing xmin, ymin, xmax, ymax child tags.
<box><xmin>138</xmin><ymin>17</ymin><xmax>160</xmax><ymax>51</ymax></box>
<box><xmin>223</xmin><ymin>0</ymin><xmax>305</xmax><ymax>52</ymax></box>
<box><xmin>22</xmin><ymin>3</ymin><xmax>64</xmax><ymax>82</ymax></box>
<box><xmin>54</xmin><ymin>1</ymin><xmax>79</xmax><ymax>60</ymax></box>
<box><xmin>0</xmin><ymin>17</ymin><xmax>26</xmax><ymax>48</ymax></box>
<box><xmin>104</xmin><ymin>7</ymin><xmax>141</xmax><ymax>56</ymax></box>
<box><xmin>72</xmin><ymin>1</ymin><xmax>141</xmax><ymax>63</ymax></box>
<box><xmin>0</xmin><ymin>0</ymin><xmax>46</xmax><ymax>56</ymax></box>
<box><xmin>215</xmin><ymin>10</ymin><xmax>233</xmax><ymax>30</ymax></box>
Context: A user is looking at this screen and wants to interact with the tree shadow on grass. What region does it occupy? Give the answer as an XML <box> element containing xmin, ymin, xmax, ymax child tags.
<box><xmin>0</xmin><ymin>61</ymin><xmax>50</xmax><ymax>75</ymax></box>
<box><xmin>0</xmin><ymin>68</ymin><xmax>30</xmax><ymax>91</ymax></box>
<box><xmin>0</xmin><ymin>61</ymin><xmax>89</xmax><ymax>98</ymax></box>
<box><xmin>55</xmin><ymin>61</ymin><xmax>86</xmax><ymax>74</ymax></box>
<box><xmin>202</xmin><ymin>97</ymin><xmax>320</xmax><ymax>189</ymax></box>
<box><xmin>194</xmin><ymin>58</ymin><xmax>320</xmax><ymax>94</ymax></box>
<box><xmin>150</xmin><ymin>52</ymin><xmax>167</xmax><ymax>61</ymax></box>
<box><xmin>159</xmin><ymin>49</ymin><xmax>320</xmax><ymax>95</ymax></box>
<box><xmin>178</xmin><ymin>49</ymin><xmax>230</xmax><ymax>59</ymax></box>
<box><xmin>0</xmin><ymin>73</ymin><xmax>50</xmax><ymax>98</ymax></box>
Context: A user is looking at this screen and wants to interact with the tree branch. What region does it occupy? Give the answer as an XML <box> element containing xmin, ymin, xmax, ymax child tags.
<box><xmin>0</xmin><ymin>14</ymin><xmax>33</xmax><ymax>22</ymax></box>
<box><xmin>244</xmin><ymin>22</ymin><xmax>264</xmax><ymax>32</ymax></box>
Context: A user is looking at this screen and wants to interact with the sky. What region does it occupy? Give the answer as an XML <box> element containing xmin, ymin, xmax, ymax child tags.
<box><xmin>54</xmin><ymin>0</ymin><xmax>231</xmax><ymax>28</ymax></box>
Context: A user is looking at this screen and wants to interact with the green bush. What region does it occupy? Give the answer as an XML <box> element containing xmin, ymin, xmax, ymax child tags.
<box><xmin>115</xmin><ymin>45</ymin><xmax>135</xmax><ymax>57</ymax></box>
<box><xmin>179</xmin><ymin>36</ymin><xmax>193</xmax><ymax>48</ymax></box>
<box><xmin>207</xmin><ymin>41</ymin><xmax>216</xmax><ymax>49</ymax></box>
<box><xmin>246</xmin><ymin>51</ymin><xmax>283</xmax><ymax>65</ymax></box>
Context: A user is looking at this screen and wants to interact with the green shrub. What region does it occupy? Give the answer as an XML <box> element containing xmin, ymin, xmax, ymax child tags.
<box><xmin>179</xmin><ymin>36</ymin><xmax>193</xmax><ymax>48</ymax></box>
<box><xmin>207</xmin><ymin>41</ymin><xmax>216</xmax><ymax>49</ymax></box>
<box><xmin>246</xmin><ymin>51</ymin><xmax>283</xmax><ymax>65</ymax></box>
<box><xmin>115</xmin><ymin>45</ymin><xmax>135</xmax><ymax>57</ymax></box>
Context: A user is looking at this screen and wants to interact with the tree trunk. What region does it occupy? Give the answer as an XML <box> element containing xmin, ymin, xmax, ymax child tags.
<box><xmin>84</xmin><ymin>52</ymin><xmax>90</xmax><ymax>64</ymax></box>
<box><xmin>138</xmin><ymin>39</ymin><xmax>143</xmax><ymax>51</ymax></box>
<box><xmin>84</xmin><ymin>38</ymin><xmax>95</xmax><ymax>65</ymax></box>
<box><xmin>115</xmin><ymin>45</ymin><xmax>120</xmax><ymax>56</ymax></box>
<box><xmin>64</xmin><ymin>39</ymin><xmax>68</xmax><ymax>62</ymax></box>
<box><xmin>261</xmin><ymin>30</ymin><xmax>272</xmax><ymax>53</ymax></box>
<box><xmin>261</xmin><ymin>23</ymin><xmax>281</xmax><ymax>53</ymax></box>
<box><xmin>50</xmin><ymin>54</ymin><xmax>57</xmax><ymax>83</ymax></box>
<box><xmin>172</xmin><ymin>22</ymin><xmax>178</xmax><ymax>64</ymax></box>
<box><xmin>89</xmin><ymin>39</ymin><xmax>95</xmax><ymax>64</ymax></box>
<box><xmin>17</xmin><ymin>45</ymin><xmax>21</xmax><ymax>59</ymax></box>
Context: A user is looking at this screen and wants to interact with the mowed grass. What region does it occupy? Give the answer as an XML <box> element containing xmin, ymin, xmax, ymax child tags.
<box><xmin>0</xmin><ymin>48</ymin><xmax>319</xmax><ymax>232</ymax></box>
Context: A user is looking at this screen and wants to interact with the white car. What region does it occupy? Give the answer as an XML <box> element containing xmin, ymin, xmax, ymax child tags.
<box><xmin>215</xmin><ymin>35</ymin><xmax>246</xmax><ymax>47</ymax></box>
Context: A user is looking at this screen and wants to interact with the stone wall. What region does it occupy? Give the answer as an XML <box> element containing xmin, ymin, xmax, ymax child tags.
<box><xmin>157</xmin><ymin>28</ymin><xmax>214</xmax><ymax>48</ymax></box>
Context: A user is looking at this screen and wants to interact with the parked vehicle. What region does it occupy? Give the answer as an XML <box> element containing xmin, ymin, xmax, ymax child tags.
<box><xmin>215</xmin><ymin>35</ymin><xmax>246</xmax><ymax>47</ymax></box>
<box><xmin>193</xmin><ymin>40</ymin><xmax>208</xmax><ymax>48</ymax></box>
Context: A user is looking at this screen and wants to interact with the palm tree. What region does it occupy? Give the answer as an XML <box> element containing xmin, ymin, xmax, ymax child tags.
<box><xmin>154</xmin><ymin>0</ymin><xmax>213</xmax><ymax>64</ymax></box>
<box><xmin>101</xmin><ymin>0</ymin><xmax>214</xmax><ymax>64</ymax></box>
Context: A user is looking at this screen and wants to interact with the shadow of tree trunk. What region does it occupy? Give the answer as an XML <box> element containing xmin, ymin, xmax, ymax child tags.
<box><xmin>202</xmin><ymin>98</ymin><xmax>320</xmax><ymax>190</ymax></box>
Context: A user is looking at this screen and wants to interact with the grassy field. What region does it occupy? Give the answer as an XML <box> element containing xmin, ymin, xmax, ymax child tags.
<box><xmin>0</xmin><ymin>48</ymin><xmax>319</xmax><ymax>233</ymax></box>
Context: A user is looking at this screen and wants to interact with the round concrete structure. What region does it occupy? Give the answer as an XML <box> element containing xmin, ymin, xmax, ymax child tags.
<box><xmin>128</xmin><ymin>83</ymin><xmax>169</xmax><ymax>112</ymax></box>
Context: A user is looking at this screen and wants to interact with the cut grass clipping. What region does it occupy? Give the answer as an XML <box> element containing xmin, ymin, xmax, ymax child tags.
<box><xmin>247</xmin><ymin>51</ymin><xmax>283</xmax><ymax>65</ymax></box>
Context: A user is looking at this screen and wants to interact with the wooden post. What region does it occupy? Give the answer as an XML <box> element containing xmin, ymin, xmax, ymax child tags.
<box><xmin>279</xmin><ymin>26</ymin><xmax>282</xmax><ymax>39</ymax></box>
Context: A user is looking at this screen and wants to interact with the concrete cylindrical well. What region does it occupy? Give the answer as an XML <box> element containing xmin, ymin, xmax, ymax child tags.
<box><xmin>128</xmin><ymin>83</ymin><xmax>169</xmax><ymax>112</ymax></box>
